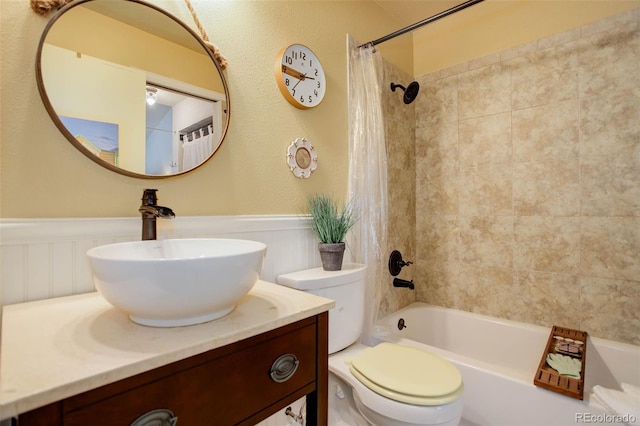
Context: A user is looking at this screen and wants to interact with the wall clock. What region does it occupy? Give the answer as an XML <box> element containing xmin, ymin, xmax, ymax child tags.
<box><xmin>275</xmin><ymin>44</ymin><xmax>326</xmax><ymax>109</ymax></box>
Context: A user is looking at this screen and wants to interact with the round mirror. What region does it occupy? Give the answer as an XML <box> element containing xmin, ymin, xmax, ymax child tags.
<box><xmin>36</xmin><ymin>0</ymin><xmax>229</xmax><ymax>178</ymax></box>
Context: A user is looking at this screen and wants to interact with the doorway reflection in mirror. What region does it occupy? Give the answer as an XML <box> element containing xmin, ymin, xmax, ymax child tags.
<box><xmin>144</xmin><ymin>85</ymin><xmax>220</xmax><ymax>174</ymax></box>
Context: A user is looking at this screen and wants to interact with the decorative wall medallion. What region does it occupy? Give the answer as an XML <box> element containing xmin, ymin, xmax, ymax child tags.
<box><xmin>287</xmin><ymin>138</ymin><xmax>317</xmax><ymax>178</ymax></box>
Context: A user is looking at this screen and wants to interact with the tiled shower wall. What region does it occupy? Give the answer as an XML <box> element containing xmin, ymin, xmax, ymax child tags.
<box><xmin>414</xmin><ymin>9</ymin><xmax>639</xmax><ymax>345</ymax></box>
<box><xmin>377</xmin><ymin>62</ymin><xmax>417</xmax><ymax>319</ymax></box>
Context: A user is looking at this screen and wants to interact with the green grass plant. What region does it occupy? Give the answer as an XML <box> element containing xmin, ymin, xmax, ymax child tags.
<box><xmin>306</xmin><ymin>194</ymin><xmax>358</xmax><ymax>244</ymax></box>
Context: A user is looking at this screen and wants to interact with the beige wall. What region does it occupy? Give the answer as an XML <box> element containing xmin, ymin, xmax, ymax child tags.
<box><xmin>412</xmin><ymin>0</ymin><xmax>640</xmax><ymax>75</ymax></box>
<box><xmin>414</xmin><ymin>8</ymin><xmax>639</xmax><ymax>345</ymax></box>
<box><xmin>3</xmin><ymin>1</ymin><xmax>633</xmax><ymax>218</ymax></box>
<box><xmin>0</xmin><ymin>1</ymin><xmax>409</xmax><ymax>218</ymax></box>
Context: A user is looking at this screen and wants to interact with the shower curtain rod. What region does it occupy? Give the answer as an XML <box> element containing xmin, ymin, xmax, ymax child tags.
<box><xmin>358</xmin><ymin>0</ymin><xmax>485</xmax><ymax>48</ymax></box>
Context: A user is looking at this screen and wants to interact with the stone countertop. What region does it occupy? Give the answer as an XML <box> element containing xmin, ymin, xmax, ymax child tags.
<box><xmin>0</xmin><ymin>281</ymin><xmax>334</xmax><ymax>420</ymax></box>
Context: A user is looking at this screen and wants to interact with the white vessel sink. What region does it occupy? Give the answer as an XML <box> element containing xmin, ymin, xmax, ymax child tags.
<box><xmin>87</xmin><ymin>238</ymin><xmax>267</xmax><ymax>327</ymax></box>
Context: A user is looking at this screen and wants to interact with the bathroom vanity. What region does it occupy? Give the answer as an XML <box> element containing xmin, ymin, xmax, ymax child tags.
<box><xmin>0</xmin><ymin>281</ymin><xmax>333</xmax><ymax>425</ymax></box>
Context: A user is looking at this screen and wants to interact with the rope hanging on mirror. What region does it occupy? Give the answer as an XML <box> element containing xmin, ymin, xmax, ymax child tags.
<box><xmin>30</xmin><ymin>0</ymin><xmax>72</xmax><ymax>15</ymax></box>
<box><xmin>183</xmin><ymin>0</ymin><xmax>228</xmax><ymax>70</ymax></box>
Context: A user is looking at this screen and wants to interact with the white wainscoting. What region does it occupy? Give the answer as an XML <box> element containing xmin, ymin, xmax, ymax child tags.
<box><xmin>0</xmin><ymin>215</ymin><xmax>321</xmax><ymax>309</ymax></box>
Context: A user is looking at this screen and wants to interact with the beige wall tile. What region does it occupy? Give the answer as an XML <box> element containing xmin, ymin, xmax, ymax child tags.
<box><xmin>459</xmin><ymin>164</ymin><xmax>512</xmax><ymax>216</ymax></box>
<box><xmin>513</xmin><ymin>159</ymin><xmax>580</xmax><ymax>216</ymax></box>
<box><xmin>412</xmin><ymin>9</ymin><xmax>640</xmax><ymax>345</ymax></box>
<box><xmin>510</xmin><ymin>41</ymin><xmax>578</xmax><ymax>110</ymax></box>
<box><xmin>415</xmin><ymin>75</ymin><xmax>458</xmax><ymax>128</ymax></box>
<box><xmin>416</xmin><ymin>117</ymin><xmax>458</xmax><ymax>217</ymax></box>
<box><xmin>418</xmin><ymin>267</ymin><xmax>452</xmax><ymax>307</ymax></box>
<box><xmin>581</xmin><ymin>217</ymin><xmax>640</xmax><ymax>282</ymax></box>
<box><xmin>514</xmin><ymin>217</ymin><xmax>580</xmax><ymax>274</ymax></box>
<box><xmin>580</xmin><ymin>276</ymin><xmax>640</xmax><ymax>345</ymax></box>
<box><xmin>450</xmin><ymin>263</ymin><xmax>515</xmax><ymax>317</ymax></box>
<box><xmin>416</xmin><ymin>164</ymin><xmax>458</xmax><ymax>216</ymax></box>
<box><xmin>458</xmin><ymin>63</ymin><xmax>511</xmax><ymax>119</ymax></box>
<box><xmin>580</xmin><ymin>92</ymin><xmax>640</xmax><ymax>164</ymax></box>
<box><xmin>458</xmin><ymin>216</ymin><xmax>513</xmax><ymax>269</ymax></box>
<box><xmin>416</xmin><ymin>215</ymin><xmax>459</xmax><ymax>269</ymax></box>
<box><xmin>459</xmin><ymin>113</ymin><xmax>511</xmax><ymax>167</ymax></box>
<box><xmin>516</xmin><ymin>270</ymin><xmax>581</xmax><ymax>330</ymax></box>
<box><xmin>416</xmin><ymin>121</ymin><xmax>458</xmax><ymax>172</ymax></box>
<box><xmin>581</xmin><ymin>161</ymin><xmax>640</xmax><ymax>217</ymax></box>
<box><xmin>512</xmin><ymin>99</ymin><xmax>579</xmax><ymax>163</ymax></box>
<box><xmin>579</xmin><ymin>24</ymin><xmax>640</xmax><ymax>98</ymax></box>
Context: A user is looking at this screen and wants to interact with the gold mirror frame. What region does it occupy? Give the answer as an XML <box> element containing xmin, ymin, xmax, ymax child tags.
<box><xmin>35</xmin><ymin>0</ymin><xmax>230</xmax><ymax>179</ymax></box>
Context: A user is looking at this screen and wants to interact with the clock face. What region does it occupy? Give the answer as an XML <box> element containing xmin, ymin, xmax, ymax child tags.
<box><xmin>275</xmin><ymin>44</ymin><xmax>326</xmax><ymax>109</ymax></box>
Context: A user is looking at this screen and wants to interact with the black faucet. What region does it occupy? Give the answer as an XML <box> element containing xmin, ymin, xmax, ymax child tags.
<box><xmin>393</xmin><ymin>278</ymin><xmax>415</xmax><ymax>290</ymax></box>
<box><xmin>139</xmin><ymin>189</ymin><xmax>175</xmax><ymax>240</ymax></box>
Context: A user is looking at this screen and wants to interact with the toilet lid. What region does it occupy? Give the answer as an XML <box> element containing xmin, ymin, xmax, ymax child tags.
<box><xmin>348</xmin><ymin>343</ymin><xmax>463</xmax><ymax>406</ymax></box>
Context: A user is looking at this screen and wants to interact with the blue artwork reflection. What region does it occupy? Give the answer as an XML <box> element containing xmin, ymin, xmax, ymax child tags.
<box><xmin>60</xmin><ymin>116</ymin><xmax>118</xmax><ymax>153</ymax></box>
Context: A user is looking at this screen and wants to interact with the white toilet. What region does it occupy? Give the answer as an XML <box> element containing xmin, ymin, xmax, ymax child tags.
<box><xmin>277</xmin><ymin>264</ymin><xmax>463</xmax><ymax>426</ymax></box>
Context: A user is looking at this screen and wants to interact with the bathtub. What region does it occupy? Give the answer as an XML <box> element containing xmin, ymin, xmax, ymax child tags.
<box><xmin>374</xmin><ymin>303</ymin><xmax>640</xmax><ymax>426</ymax></box>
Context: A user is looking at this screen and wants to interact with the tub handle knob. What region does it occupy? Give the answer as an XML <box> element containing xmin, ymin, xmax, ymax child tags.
<box><xmin>389</xmin><ymin>250</ymin><xmax>413</xmax><ymax>276</ymax></box>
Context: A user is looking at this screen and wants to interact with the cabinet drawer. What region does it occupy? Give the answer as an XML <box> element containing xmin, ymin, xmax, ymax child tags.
<box><xmin>63</xmin><ymin>322</ymin><xmax>317</xmax><ymax>425</ymax></box>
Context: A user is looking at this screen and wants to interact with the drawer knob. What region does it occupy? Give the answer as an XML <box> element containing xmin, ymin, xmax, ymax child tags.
<box><xmin>270</xmin><ymin>353</ymin><xmax>299</xmax><ymax>383</ymax></box>
<box><xmin>130</xmin><ymin>408</ymin><xmax>178</xmax><ymax>426</ymax></box>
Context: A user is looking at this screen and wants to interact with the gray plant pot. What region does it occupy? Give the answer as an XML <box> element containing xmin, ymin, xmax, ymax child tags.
<box><xmin>318</xmin><ymin>242</ymin><xmax>346</xmax><ymax>271</ymax></box>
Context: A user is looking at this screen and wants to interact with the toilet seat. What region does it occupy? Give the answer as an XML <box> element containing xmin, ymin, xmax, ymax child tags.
<box><xmin>276</xmin><ymin>264</ymin><xmax>463</xmax><ymax>425</ymax></box>
<box><xmin>348</xmin><ymin>342</ymin><xmax>463</xmax><ymax>406</ymax></box>
<box><xmin>329</xmin><ymin>343</ymin><xmax>463</xmax><ymax>426</ymax></box>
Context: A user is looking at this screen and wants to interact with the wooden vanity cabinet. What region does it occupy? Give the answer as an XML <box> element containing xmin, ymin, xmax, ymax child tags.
<box><xmin>17</xmin><ymin>312</ymin><xmax>328</xmax><ymax>426</ymax></box>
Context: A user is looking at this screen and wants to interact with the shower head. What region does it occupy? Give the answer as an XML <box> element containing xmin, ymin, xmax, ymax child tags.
<box><xmin>390</xmin><ymin>81</ymin><xmax>420</xmax><ymax>104</ymax></box>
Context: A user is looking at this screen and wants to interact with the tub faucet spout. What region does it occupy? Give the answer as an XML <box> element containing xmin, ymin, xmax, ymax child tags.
<box><xmin>393</xmin><ymin>278</ymin><xmax>415</xmax><ymax>290</ymax></box>
<box><xmin>139</xmin><ymin>189</ymin><xmax>175</xmax><ymax>240</ymax></box>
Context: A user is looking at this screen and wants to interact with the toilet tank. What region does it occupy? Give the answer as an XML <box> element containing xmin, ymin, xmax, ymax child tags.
<box><xmin>277</xmin><ymin>264</ymin><xmax>367</xmax><ymax>354</ymax></box>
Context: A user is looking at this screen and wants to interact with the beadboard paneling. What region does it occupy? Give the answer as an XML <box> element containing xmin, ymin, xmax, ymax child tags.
<box><xmin>0</xmin><ymin>216</ymin><xmax>320</xmax><ymax>308</ymax></box>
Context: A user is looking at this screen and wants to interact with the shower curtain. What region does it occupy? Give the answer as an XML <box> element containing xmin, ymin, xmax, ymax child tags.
<box><xmin>182</xmin><ymin>125</ymin><xmax>213</xmax><ymax>170</ymax></box>
<box><xmin>346</xmin><ymin>35</ymin><xmax>388</xmax><ymax>345</ymax></box>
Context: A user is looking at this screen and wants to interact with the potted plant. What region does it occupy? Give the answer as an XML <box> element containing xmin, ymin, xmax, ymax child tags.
<box><xmin>306</xmin><ymin>193</ymin><xmax>358</xmax><ymax>271</ymax></box>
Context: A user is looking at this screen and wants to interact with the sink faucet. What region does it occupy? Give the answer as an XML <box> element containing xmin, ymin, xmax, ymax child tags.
<box><xmin>139</xmin><ymin>189</ymin><xmax>175</xmax><ymax>240</ymax></box>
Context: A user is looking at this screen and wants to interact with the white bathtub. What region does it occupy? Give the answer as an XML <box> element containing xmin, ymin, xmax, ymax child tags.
<box><xmin>374</xmin><ymin>303</ymin><xmax>640</xmax><ymax>426</ymax></box>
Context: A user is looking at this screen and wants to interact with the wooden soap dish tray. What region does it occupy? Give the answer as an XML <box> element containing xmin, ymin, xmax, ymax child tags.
<box><xmin>534</xmin><ymin>325</ymin><xmax>587</xmax><ymax>400</ymax></box>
